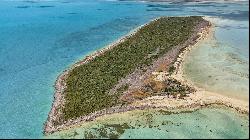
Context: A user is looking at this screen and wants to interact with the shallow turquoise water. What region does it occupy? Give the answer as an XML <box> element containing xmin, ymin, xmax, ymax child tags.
<box><xmin>0</xmin><ymin>0</ymin><xmax>249</xmax><ymax>138</ymax></box>
<box><xmin>183</xmin><ymin>17</ymin><xmax>249</xmax><ymax>101</ymax></box>
<box><xmin>45</xmin><ymin>106</ymin><xmax>249</xmax><ymax>139</ymax></box>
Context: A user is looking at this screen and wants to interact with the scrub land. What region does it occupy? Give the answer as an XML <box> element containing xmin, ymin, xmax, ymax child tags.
<box><xmin>44</xmin><ymin>16</ymin><xmax>247</xmax><ymax>135</ymax></box>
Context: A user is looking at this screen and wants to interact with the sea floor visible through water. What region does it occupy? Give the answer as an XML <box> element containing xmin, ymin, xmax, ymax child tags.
<box><xmin>0</xmin><ymin>0</ymin><xmax>249</xmax><ymax>138</ymax></box>
<box><xmin>45</xmin><ymin>105</ymin><xmax>249</xmax><ymax>139</ymax></box>
<box><xmin>183</xmin><ymin>16</ymin><xmax>249</xmax><ymax>101</ymax></box>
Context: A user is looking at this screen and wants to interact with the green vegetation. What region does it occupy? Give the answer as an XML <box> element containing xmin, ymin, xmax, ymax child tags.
<box><xmin>116</xmin><ymin>84</ymin><xmax>129</xmax><ymax>94</ymax></box>
<box><xmin>62</xmin><ymin>16</ymin><xmax>204</xmax><ymax>121</ymax></box>
<box><xmin>143</xmin><ymin>77</ymin><xmax>195</xmax><ymax>99</ymax></box>
<box><xmin>163</xmin><ymin>78</ymin><xmax>195</xmax><ymax>98</ymax></box>
<box><xmin>168</xmin><ymin>65</ymin><xmax>175</xmax><ymax>74</ymax></box>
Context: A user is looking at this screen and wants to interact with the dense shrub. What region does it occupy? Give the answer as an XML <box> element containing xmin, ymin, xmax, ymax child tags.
<box><xmin>62</xmin><ymin>16</ymin><xmax>204</xmax><ymax>120</ymax></box>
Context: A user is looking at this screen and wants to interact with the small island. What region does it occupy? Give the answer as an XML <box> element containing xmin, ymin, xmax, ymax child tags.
<box><xmin>44</xmin><ymin>16</ymin><xmax>248</xmax><ymax>135</ymax></box>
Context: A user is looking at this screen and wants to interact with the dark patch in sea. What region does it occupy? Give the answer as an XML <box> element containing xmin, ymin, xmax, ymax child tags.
<box><xmin>83</xmin><ymin>123</ymin><xmax>131</xmax><ymax>139</ymax></box>
<box><xmin>147</xmin><ymin>4</ymin><xmax>180</xmax><ymax>9</ymax></box>
<box><xmin>192</xmin><ymin>10</ymin><xmax>249</xmax><ymax>21</ymax></box>
<box><xmin>51</xmin><ymin>17</ymin><xmax>141</xmax><ymax>59</ymax></box>
<box><xmin>147</xmin><ymin>3</ymin><xmax>228</xmax><ymax>9</ymax></box>
<box><xmin>216</xmin><ymin>25</ymin><xmax>248</xmax><ymax>30</ymax></box>
<box><xmin>37</xmin><ymin>5</ymin><xmax>55</xmax><ymax>8</ymax></box>
<box><xmin>61</xmin><ymin>1</ymin><xmax>71</xmax><ymax>4</ymax></box>
<box><xmin>0</xmin><ymin>68</ymin><xmax>5</xmax><ymax>76</ymax></box>
<box><xmin>67</xmin><ymin>12</ymin><xmax>77</xmax><ymax>15</ymax></box>
<box><xmin>147</xmin><ymin>8</ymin><xmax>182</xmax><ymax>12</ymax></box>
<box><xmin>22</xmin><ymin>0</ymin><xmax>38</xmax><ymax>4</ymax></box>
<box><xmin>16</xmin><ymin>6</ymin><xmax>30</xmax><ymax>9</ymax></box>
<box><xmin>158</xmin><ymin>109</ymin><xmax>195</xmax><ymax>115</ymax></box>
<box><xmin>226</xmin><ymin>52</ymin><xmax>248</xmax><ymax>65</ymax></box>
<box><xmin>54</xmin><ymin>17</ymin><xmax>140</xmax><ymax>50</ymax></box>
<box><xmin>162</xmin><ymin>120</ymin><xmax>174</xmax><ymax>125</ymax></box>
<box><xmin>58</xmin><ymin>16</ymin><xmax>65</xmax><ymax>19</ymax></box>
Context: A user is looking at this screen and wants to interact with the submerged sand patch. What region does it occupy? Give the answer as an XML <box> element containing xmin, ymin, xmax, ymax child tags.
<box><xmin>44</xmin><ymin>16</ymin><xmax>248</xmax><ymax>135</ymax></box>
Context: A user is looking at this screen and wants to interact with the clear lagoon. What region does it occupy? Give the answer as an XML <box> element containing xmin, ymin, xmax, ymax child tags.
<box><xmin>0</xmin><ymin>0</ymin><xmax>248</xmax><ymax>138</ymax></box>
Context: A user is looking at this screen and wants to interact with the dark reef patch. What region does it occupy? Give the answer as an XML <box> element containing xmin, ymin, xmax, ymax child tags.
<box><xmin>61</xmin><ymin>1</ymin><xmax>71</xmax><ymax>4</ymax></box>
<box><xmin>192</xmin><ymin>10</ymin><xmax>249</xmax><ymax>21</ymax></box>
<box><xmin>83</xmin><ymin>123</ymin><xmax>131</xmax><ymax>139</ymax></box>
<box><xmin>50</xmin><ymin>17</ymin><xmax>141</xmax><ymax>62</ymax></box>
<box><xmin>147</xmin><ymin>8</ymin><xmax>183</xmax><ymax>12</ymax></box>
<box><xmin>55</xmin><ymin>17</ymin><xmax>140</xmax><ymax>50</ymax></box>
<box><xmin>22</xmin><ymin>0</ymin><xmax>38</xmax><ymax>3</ymax></box>
<box><xmin>214</xmin><ymin>25</ymin><xmax>233</xmax><ymax>30</ymax></box>
<box><xmin>147</xmin><ymin>3</ymin><xmax>228</xmax><ymax>9</ymax></box>
<box><xmin>67</xmin><ymin>12</ymin><xmax>77</xmax><ymax>15</ymax></box>
<box><xmin>37</xmin><ymin>5</ymin><xmax>55</xmax><ymax>8</ymax></box>
<box><xmin>0</xmin><ymin>68</ymin><xmax>4</xmax><ymax>73</ymax></box>
<box><xmin>16</xmin><ymin>6</ymin><xmax>30</xmax><ymax>9</ymax></box>
<box><xmin>147</xmin><ymin>4</ymin><xmax>181</xmax><ymax>8</ymax></box>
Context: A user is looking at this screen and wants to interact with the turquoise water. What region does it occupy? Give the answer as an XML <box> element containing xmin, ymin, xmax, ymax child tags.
<box><xmin>45</xmin><ymin>106</ymin><xmax>249</xmax><ymax>139</ymax></box>
<box><xmin>0</xmin><ymin>0</ymin><xmax>249</xmax><ymax>138</ymax></box>
<box><xmin>183</xmin><ymin>17</ymin><xmax>249</xmax><ymax>101</ymax></box>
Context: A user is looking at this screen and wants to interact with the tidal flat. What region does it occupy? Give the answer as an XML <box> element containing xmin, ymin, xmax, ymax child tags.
<box><xmin>44</xmin><ymin>16</ymin><xmax>211</xmax><ymax>134</ymax></box>
<box><xmin>0</xmin><ymin>0</ymin><xmax>248</xmax><ymax>138</ymax></box>
<box><xmin>45</xmin><ymin>105</ymin><xmax>249</xmax><ymax>139</ymax></box>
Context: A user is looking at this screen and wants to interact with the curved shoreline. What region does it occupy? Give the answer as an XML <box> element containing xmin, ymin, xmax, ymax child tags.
<box><xmin>169</xmin><ymin>17</ymin><xmax>249</xmax><ymax>113</ymax></box>
<box><xmin>132</xmin><ymin>21</ymin><xmax>248</xmax><ymax>114</ymax></box>
<box><xmin>44</xmin><ymin>16</ymin><xmax>248</xmax><ymax>135</ymax></box>
<box><xmin>44</xmin><ymin>17</ymin><xmax>161</xmax><ymax>134</ymax></box>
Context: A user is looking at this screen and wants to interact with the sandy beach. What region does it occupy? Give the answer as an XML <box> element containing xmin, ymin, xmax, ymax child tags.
<box><xmin>44</xmin><ymin>17</ymin><xmax>161</xmax><ymax>134</ymax></box>
<box><xmin>135</xmin><ymin>18</ymin><xmax>249</xmax><ymax>114</ymax></box>
<box><xmin>44</xmin><ymin>16</ymin><xmax>248</xmax><ymax>135</ymax></box>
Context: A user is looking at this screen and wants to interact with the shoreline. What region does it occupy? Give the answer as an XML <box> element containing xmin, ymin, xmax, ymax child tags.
<box><xmin>44</xmin><ymin>17</ymin><xmax>161</xmax><ymax>135</ymax></box>
<box><xmin>131</xmin><ymin>21</ymin><xmax>248</xmax><ymax>114</ymax></box>
<box><xmin>44</xmin><ymin>16</ymin><xmax>248</xmax><ymax>135</ymax></box>
<box><xmin>169</xmin><ymin>17</ymin><xmax>249</xmax><ymax>113</ymax></box>
<box><xmin>45</xmin><ymin>103</ymin><xmax>249</xmax><ymax>139</ymax></box>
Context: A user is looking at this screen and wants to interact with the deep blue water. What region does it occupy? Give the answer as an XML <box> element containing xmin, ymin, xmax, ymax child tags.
<box><xmin>0</xmin><ymin>0</ymin><xmax>248</xmax><ymax>138</ymax></box>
